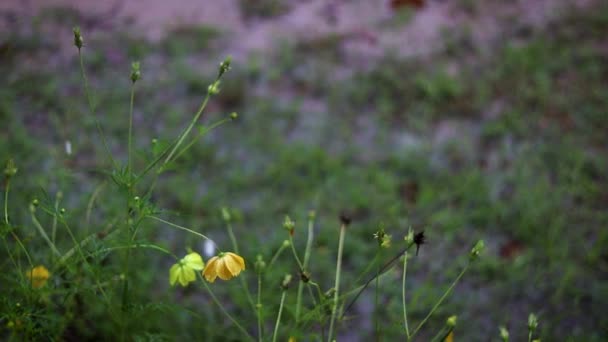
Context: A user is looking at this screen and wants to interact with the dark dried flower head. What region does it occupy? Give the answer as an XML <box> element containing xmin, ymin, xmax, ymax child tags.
<box><xmin>339</xmin><ymin>212</ymin><xmax>352</xmax><ymax>226</ymax></box>
<box><xmin>414</xmin><ymin>231</ymin><xmax>426</xmax><ymax>256</ymax></box>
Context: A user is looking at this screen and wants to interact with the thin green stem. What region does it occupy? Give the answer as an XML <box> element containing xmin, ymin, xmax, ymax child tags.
<box><xmin>30</xmin><ymin>210</ymin><xmax>62</xmax><ymax>258</ymax></box>
<box><xmin>272</xmin><ymin>291</ymin><xmax>287</xmax><ymax>342</ymax></box>
<box><xmin>77</xmin><ymin>49</ymin><xmax>117</xmax><ymax>168</ymax></box>
<box><xmin>528</xmin><ymin>331</ymin><xmax>532</xmax><ymax>342</ymax></box>
<box><xmin>296</xmin><ymin>215</ymin><xmax>315</xmax><ymax>323</ymax></box>
<box><xmin>429</xmin><ymin>327</ymin><xmax>449</xmax><ymax>342</ymax></box>
<box><xmin>402</xmin><ymin>251</ymin><xmax>410</xmax><ymax>337</ymax></box>
<box><xmin>5</xmin><ymin>177</ymin><xmax>33</xmax><ymax>271</ymax></box>
<box><xmin>226</xmin><ymin>222</ymin><xmax>240</xmax><ymax>254</ymax></box>
<box><xmin>162</xmin><ymin>93</ymin><xmax>211</xmax><ymax>169</ymax></box>
<box><xmin>60</xmin><ymin>218</ymin><xmax>110</xmax><ymax>304</ymax></box>
<box><xmin>202</xmin><ymin>280</ymin><xmax>255</xmax><ymax>341</ymax></box>
<box><xmin>226</xmin><ymin>221</ymin><xmax>256</xmax><ymax>313</ymax></box>
<box><xmin>342</xmin><ymin>243</ymin><xmax>414</xmax><ymax>318</ymax></box>
<box><xmin>257</xmin><ymin>272</ymin><xmax>263</xmax><ymax>342</ymax></box>
<box><xmin>148</xmin><ymin>216</ymin><xmax>218</xmax><ymax>249</ymax></box>
<box><xmin>51</xmin><ymin>192</ymin><xmax>61</xmax><ymax>252</ymax></box>
<box><xmin>268</xmin><ymin>243</ymin><xmax>288</xmax><ymax>269</ymax></box>
<box><xmin>4</xmin><ymin>179</ymin><xmax>8</xmax><ymax>225</ymax></box>
<box><xmin>128</xmin><ymin>84</ymin><xmax>135</xmax><ymax>186</ymax></box>
<box><xmin>289</xmin><ymin>235</ymin><xmax>304</xmax><ymax>271</ymax></box>
<box><xmin>327</xmin><ymin>223</ymin><xmax>346</xmax><ymax>342</ymax></box>
<box><xmin>91</xmin><ymin>244</ymin><xmax>177</xmax><ymax>259</ymax></box>
<box><xmin>171</xmin><ymin>118</ymin><xmax>231</xmax><ymax>162</ymax></box>
<box><xmin>375</xmin><ymin>248</ymin><xmax>381</xmax><ymax>340</ymax></box>
<box><xmin>409</xmin><ymin>263</ymin><xmax>470</xmax><ymax>340</ymax></box>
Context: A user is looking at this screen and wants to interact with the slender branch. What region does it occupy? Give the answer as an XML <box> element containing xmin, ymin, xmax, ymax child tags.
<box><xmin>272</xmin><ymin>291</ymin><xmax>287</xmax><ymax>342</ymax></box>
<box><xmin>327</xmin><ymin>223</ymin><xmax>346</xmax><ymax>342</ymax></box>
<box><xmin>409</xmin><ymin>263</ymin><xmax>470</xmax><ymax>340</ymax></box>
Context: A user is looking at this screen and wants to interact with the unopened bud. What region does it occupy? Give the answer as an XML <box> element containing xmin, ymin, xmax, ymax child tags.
<box><xmin>281</xmin><ymin>274</ymin><xmax>292</xmax><ymax>290</ymax></box>
<box><xmin>283</xmin><ymin>215</ymin><xmax>295</xmax><ymax>236</ymax></box>
<box><xmin>255</xmin><ymin>254</ymin><xmax>266</xmax><ymax>274</ymax></box>
<box><xmin>528</xmin><ymin>313</ymin><xmax>538</xmax><ymax>331</ymax></box>
<box><xmin>469</xmin><ymin>240</ymin><xmax>485</xmax><ymax>260</ymax></box>
<box><xmin>73</xmin><ymin>27</ymin><xmax>83</xmax><ymax>49</ymax></box>
<box><xmin>130</xmin><ymin>61</ymin><xmax>141</xmax><ymax>83</ymax></box>
<box><xmin>499</xmin><ymin>326</ymin><xmax>509</xmax><ymax>341</ymax></box>
<box><xmin>218</xmin><ymin>55</ymin><xmax>232</xmax><ymax>78</ymax></box>
<box><xmin>4</xmin><ymin>159</ymin><xmax>17</xmax><ymax>178</ymax></box>
<box><xmin>208</xmin><ymin>81</ymin><xmax>221</xmax><ymax>95</ymax></box>
<box><xmin>446</xmin><ymin>315</ymin><xmax>457</xmax><ymax>328</ymax></box>
<box><xmin>221</xmin><ymin>207</ymin><xmax>231</xmax><ymax>222</ymax></box>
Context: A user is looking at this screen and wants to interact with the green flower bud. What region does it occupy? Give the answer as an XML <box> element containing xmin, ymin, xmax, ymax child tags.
<box><xmin>221</xmin><ymin>207</ymin><xmax>231</xmax><ymax>222</ymax></box>
<box><xmin>499</xmin><ymin>326</ymin><xmax>509</xmax><ymax>341</ymax></box>
<box><xmin>283</xmin><ymin>215</ymin><xmax>295</xmax><ymax>236</ymax></box>
<box><xmin>229</xmin><ymin>112</ymin><xmax>238</xmax><ymax>120</ymax></box>
<box><xmin>282</xmin><ymin>240</ymin><xmax>290</xmax><ymax>248</ymax></box>
<box><xmin>130</xmin><ymin>61</ymin><xmax>141</xmax><ymax>83</ymax></box>
<box><xmin>208</xmin><ymin>81</ymin><xmax>221</xmax><ymax>95</ymax></box>
<box><xmin>281</xmin><ymin>274</ymin><xmax>292</xmax><ymax>290</ymax></box>
<box><xmin>308</xmin><ymin>210</ymin><xmax>316</xmax><ymax>220</ymax></box>
<box><xmin>4</xmin><ymin>159</ymin><xmax>17</xmax><ymax>178</ymax></box>
<box><xmin>404</xmin><ymin>228</ymin><xmax>414</xmax><ymax>245</ymax></box>
<box><xmin>73</xmin><ymin>27</ymin><xmax>83</xmax><ymax>49</ymax></box>
<box><xmin>446</xmin><ymin>315</ymin><xmax>457</xmax><ymax>328</ymax></box>
<box><xmin>255</xmin><ymin>254</ymin><xmax>266</xmax><ymax>274</ymax></box>
<box><xmin>218</xmin><ymin>55</ymin><xmax>232</xmax><ymax>78</ymax></box>
<box><xmin>528</xmin><ymin>313</ymin><xmax>538</xmax><ymax>331</ymax></box>
<box><xmin>469</xmin><ymin>239</ymin><xmax>485</xmax><ymax>260</ymax></box>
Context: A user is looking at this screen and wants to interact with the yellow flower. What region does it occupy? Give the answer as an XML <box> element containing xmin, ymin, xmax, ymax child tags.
<box><xmin>26</xmin><ymin>265</ymin><xmax>50</xmax><ymax>289</ymax></box>
<box><xmin>203</xmin><ymin>252</ymin><xmax>245</xmax><ymax>282</ymax></box>
<box><xmin>169</xmin><ymin>252</ymin><xmax>205</xmax><ymax>287</ymax></box>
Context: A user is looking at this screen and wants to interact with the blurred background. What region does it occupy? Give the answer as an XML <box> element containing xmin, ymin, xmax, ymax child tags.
<box><xmin>1</xmin><ymin>0</ymin><xmax>607</xmax><ymax>340</ymax></box>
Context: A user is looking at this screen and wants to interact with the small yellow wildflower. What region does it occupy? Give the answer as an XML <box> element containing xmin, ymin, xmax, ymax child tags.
<box><xmin>444</xmin><ymin>331</ymin><xmax>454</xmax><ymax>342</ymax></box>
<box><xmin>169</xmin><ymin>252</ymin><xmax>205</xmax><ymax>287</ymax></box>
<box><xmin>203</xmin><ymin>252</ymin><xmax>245</xmax><ymax>283</ymax></box>
<box><xmin>26</xmin><ymin>265</ymin><xmax>50</xmax><ymax>289</ymax></box>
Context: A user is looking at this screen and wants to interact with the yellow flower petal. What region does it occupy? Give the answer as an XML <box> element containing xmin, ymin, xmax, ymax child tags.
<box><xmin>26</xmin><ymin>265</ymin><xmax>50</xmax><ymax>289</ymax></box>
<box><xmin>224</xmin><ymin>253</ymin><xmax>244</xmax><ymax>277</ymax></box>
<box><xmin>216</xmin><ymin>258</ymin><xmax>233</xmax><ymax>280</ymax></box>
<box><xmin>203</xmin><ymin>256</ymin><xmax>219</xmax><ymax>283</ymax></box>
<box><xmin>183</xmin><ymin>252</ymin><xmax>204</xmax><ymax>270</ymax></box>
<box><xmin>169</xmin><ymin>264</ymin><xmax>181</xmax><ymax>286</ymax></box>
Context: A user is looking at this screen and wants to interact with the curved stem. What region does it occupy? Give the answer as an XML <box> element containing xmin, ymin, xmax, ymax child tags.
<box><xmin>268</xmin><ymin>243</ymin><xmax>288</xmax><ymax>269</ymax></box>
<box><xmin>289</xmin><ymin>235</ymin><xmax>304</xmax><ymax>271</ymax></box>
<box><xmin>402</xmin><ymin>250</ymin><xmax>410</xmax><ymax>337</ymax></box>
<box><xmin>272</xmin><ymin>291</ymin><xmax>287</xmax><ymax>342</ymax></box>
<box><xmin>148</xmin><ymin>215</ymin><xmax>219</xmax><ymax>249</ymax></box>
<box><xmin>202</xmin><ymin>280</ymin><xmax>255</xmax><ymax>342</ymax></box>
